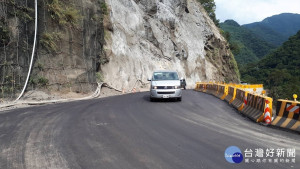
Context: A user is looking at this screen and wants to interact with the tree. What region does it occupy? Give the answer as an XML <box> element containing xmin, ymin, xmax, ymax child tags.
<box><xmin>198</xmin><ymin>0</ymin><xmax>219</xmax><ymax>27</ymax></box>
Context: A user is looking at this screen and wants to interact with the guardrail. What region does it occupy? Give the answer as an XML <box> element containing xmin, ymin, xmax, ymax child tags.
<box><xmin>194</xmin><ymin>82</ymin><xmax>273</xmax><ymax>124</ymax></box>
<box><xmin>232</xmin><ymin>88</ymin><xmax>248</xmax><ymax>111</ymax></box>
<box><xmin>224</xmin><ymin>86</ymin><xmax>236</xmax><ymax>104</ymax></box>
<box><xmin>195</xmin><ymin>82</ymin><xmax>300</xmax><ymax>133</ymax></box>
<box><xmin>271</xmin><ymin>98</ymin><xmax>300</xmax><ymax>132</ymax></box>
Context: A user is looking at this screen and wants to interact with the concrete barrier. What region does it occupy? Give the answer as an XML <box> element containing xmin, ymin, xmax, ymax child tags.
<box><xmin>212</xmin><ymin>84</ymin><xmax>219</xmax><ymax>97</ymax></box>
<box><xmin>194</xmin><ymin>83</ymin><xmax>207</xmax><ymax>92</ymax></box>
<box><xmin>206</xmin><ymin>83</ymin><xmax>215</xmax><ymax>94</ymax></box>
<box><xmin>217</xmin><ymin>85</ymin><xmax>228</xmax><ymax>100</ymax></box>
<box><xmin>224</xmin><ymin>86</ymin><xmax>236</xmax><ymax>104</ymax></box>
<box><xmin>195</xmin><ymin>83</ymin><xmax>201</xmax><ymax>91</ymax></box>
<box><xmin>232</xmin><ymin>88</ymin><xmax>248</xmax><ymax>111</ymax></box>
<box><xmin>241</xmin><ymin>93</ymin><xmax>272</xmax><ymax>122</ymax></box>
<box><xmin>200</xmin><ymin>83</ymin><xmax>207</xmax><ymax>92</ymax></box>
<box><xmin>271</xmin><ymin>100</ymin><xmax>300</xmax><ymax>132</ymax></box>
<box><xmin>243</xmin><ymin>84</ymin><xmax>264</xmax><ymax>94</ymax></box>
<box><xmin>194</xmin><ymin>82</ymin><xmax>277</xmax><ymax>125</ymax></box>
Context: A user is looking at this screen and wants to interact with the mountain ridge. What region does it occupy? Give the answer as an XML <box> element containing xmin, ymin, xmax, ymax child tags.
<box><xmin>243</xmin><ymin>13</ymin><xmax>300</xmax><ymax>46</ymax></box>
<box><xmin>220</xmin><ymin>20</ymin><xmax>275</xmax><ymax>65</ymax></box>
<box><xmin>241</xmin><ymin>30</ymin><xmax>300</xmax><ymax>100</ymax></box>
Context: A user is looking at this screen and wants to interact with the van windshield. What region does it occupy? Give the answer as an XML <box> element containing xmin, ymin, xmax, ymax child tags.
<box><xmin>152</xmin><ymin>72</ymin><xmax>179</xmax><ymax>81</ymax></box>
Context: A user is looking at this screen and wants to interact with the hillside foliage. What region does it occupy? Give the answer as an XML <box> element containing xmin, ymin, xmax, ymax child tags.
<box><xmin>240</xmin><ymin>31</ymin><xmax>300</xmax><ymax>101</ymax></box>
<box><xmin>220</xmin><ymin>20</ymin><xmax>276</xmax><ymax>65</ymax></box>
<box><xmin>197</xmin><ymin>0</ymin><xmax>219</xmax><ymax>27</ymax></box>
<box><xmin>244</xmin><ymin>13</ymin><xmax>300</xmax><ymax>46</ymax></box>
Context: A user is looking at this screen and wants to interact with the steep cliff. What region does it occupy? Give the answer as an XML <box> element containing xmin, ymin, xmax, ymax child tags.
<box><xmin>0</xmin><ymin>0</ymin><xmax>106</xmax><ymax>99</ymax></box>
<box><xmin>0</xmin><ymin>0</ymin><xmax>239</xmax><ymax>99</ymax></box>
<box><xmin>102</xmin><ymin>0</ymin><xmax>239</xmax><ymax>90</ymax></box>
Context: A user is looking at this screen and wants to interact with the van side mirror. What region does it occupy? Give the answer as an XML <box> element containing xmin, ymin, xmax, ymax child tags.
<box><xmin>147</xmin><ymin>77</ymin><xmax>152</xmax><ymax>81</ymax></box>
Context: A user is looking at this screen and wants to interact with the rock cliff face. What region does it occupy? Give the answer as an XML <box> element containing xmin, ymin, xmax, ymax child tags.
<box><xmin>0</xmin><ymin>0</ymin><xmax>106</xmax><ymax>98</ymax></box>
<box><xmin>0</xmin><ymin>0</ymin><xmax>239</xmax><ymax>99</ymax></box>
<box><xmin>102</xmin><ymin>0</ymin><xmax>239</xmax><ymax>90</ymax></box>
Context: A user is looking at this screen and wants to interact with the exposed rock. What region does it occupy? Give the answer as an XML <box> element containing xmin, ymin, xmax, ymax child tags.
<box><xmin>0</xmin><ymin>0</ymin><xmax>239</xmax><ymax>99</ymax></box>
<box><xmin>0</xmin><ymin>0</ymin><xmax>106</xmax><ymax>98</ymax></box>
<box><xmin>102</xmin><ymin>0</ymin><xmax>239</xmax><ymax>90</ymax></box>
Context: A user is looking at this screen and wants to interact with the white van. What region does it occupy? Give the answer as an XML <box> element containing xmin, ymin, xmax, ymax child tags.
<box><xmin>148</xmin><ymin>70</ymin><xmax>182</xmax><ymax>101</ymax></box>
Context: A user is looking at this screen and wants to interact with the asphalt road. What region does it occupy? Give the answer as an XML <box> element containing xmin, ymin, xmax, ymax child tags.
<box><xmin>0</xmin><ymin>90</ymin><xmax>299</xmax><ymax>169</ymax></box>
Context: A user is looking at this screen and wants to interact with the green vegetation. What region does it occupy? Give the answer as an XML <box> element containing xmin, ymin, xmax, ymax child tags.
<box><xmin>29</xmin><ymin>76</ymin><xmax>49</xmax><ymax>87</ymax></box>
<box><xmin>224</xmin><ymin>14</ymin><xmax>300</xmax><ymax>101</ymax></box>
<box><xmin>37</xmin><ymin>77</ymin><xmax>49</xmax><ymax>87</ymax></box>
<box><xmin>100</xmin><ymin>1</ymin><xmax>108</xmax><ymax>15</ymax></box>
<box><xmin>197</xmin><ymin>0</ymin><xmax>219</xmax><ymax>27</ymax></box>
<box><xmin>37</xmin><ymin>62</ymin><xmax>44</xmax><ymax>71</ymax></box>
<box><xmin>241</xmin><ymin>31</ymin><xmax>300</xmax><ymax>101</ymax></box>
<box><xmin>244</xmin><ymin>13</ymin><xmax>300</xmax><ymax>46</ymax></box>
<box><xmin>47</xmin><ymin>0</ymin><xmax>81</xmax><ymax>28</ymax></box>
<box><xmin>229</xmin><ymin>53</ymin><xmax>240</xmax><ymax>80</ymax></box>
<box><xmin>6</xmin><ymin>0</ymin><xmax>34</xmax><ymax>22</ymax></box>
<box><xmin>0</xmin><ymin>20</ymin><xmax>10</xmax><ymax>46</ymax></box>
<box><xmin>244</xmin><ymin>24</ymin><xmax>285</xmax><ymax>47</ymax></box>
<box><xmin>96</xmin><ymin>72</ymin><xmax>104</xmax><ymax>82</ymax></box>
<box><xmin>220</xmin><ymin>20</ymin><xmax>276</xmax><ymax>65</ymax></box>
<box><xmin>40</xmin><ymin>32</ymin><xmax>62</xmax><ymax>52</ymax></box>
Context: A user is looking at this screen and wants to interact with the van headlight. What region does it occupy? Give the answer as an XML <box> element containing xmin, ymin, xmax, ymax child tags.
<box><xmin>152</xmin><ymin>86</ymin><xmax>157</xmax><ymax>89</ymax></box>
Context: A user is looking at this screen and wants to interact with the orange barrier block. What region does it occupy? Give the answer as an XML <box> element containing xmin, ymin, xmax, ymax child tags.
<box><xmin>212</xmin><ymin>84</ymin><xmax>219</xmax><ymax>97</ymax></box>
<box><xmin>241</xmin><ymin>93</ymin><xmax>272</xmax><ymax>122</ymax></box>
<box><xmin>217</xmin><ymin>85</ymin><xmax>228</xmax><ymax>100</ymax></box>
<box><xmin>224</xmin><ymin>86</ymin><xmax>236</xmax><ymax>104</ymax></box>
<box><xmin>199</xmin><ymin>83</ymin><xmax>206</xmax><ymax>92</ymax></box>
<box><xmin>232</xmin><ymin>89</ymin><xmax>248</xmax><ymax>111</ymax></box>
<box><xmin>271</xmin><ymin>100</ymin><xmax>300</xmax><ymax>132</ymax></box>
<box><xmin>206</xmin><ymin>84</ymin><xmax>214</xmax><ymax>94</ymax></box>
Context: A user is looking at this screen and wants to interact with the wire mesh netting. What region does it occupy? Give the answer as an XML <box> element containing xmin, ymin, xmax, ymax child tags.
<box><xmin>0</xmin><ymin>0</ymin><xmax>105</xmax><ymax>100</ymax></box>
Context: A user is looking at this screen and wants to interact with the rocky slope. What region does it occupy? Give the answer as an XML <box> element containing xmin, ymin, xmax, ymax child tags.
<box><xmin>102</xmin><ymin>0</ymin><xmax>239</xmax><ymax>90</ymax></box>
<box><xmin>0</xmin><ymin>0</ymin><xmax>239</xmax><ymax>99</ymax></box>
<box><xmin>0</xmin><ymin>0</ymin><xmax>106</xmax><ymax>98</ymax></box>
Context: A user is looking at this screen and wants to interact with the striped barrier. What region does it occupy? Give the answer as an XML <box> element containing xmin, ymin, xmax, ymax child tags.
<box><xmin>212</xmin><ymin>84</ymin><xmax>219</xmax><ymax>97</ymax></box>
<box><xmin>231</xmin><ymin>88</ymin><xmax>248</xmax><ymax>111</ymax></box>
<box><xmin>194</xmin><ymin>83</ymin><xmax>207</xmax><ymax>92</ymax></box>
<box><xmin>206</xmin><ymin>84</ymin><xmax>215</xmax><ymax>94</ymax></box>
<box><xmin>271</xmin><ymin>100</ymin><xmax>300</xmax><ymax>132</ymax></box>
<box><xmin>224</xmin><ymin>86</ymin><xmax>236</xmax><ymax>104</ymax></box>
<box><xmin>195</xmin><ymin>83</ymin><xmax>200</xmax><ymax>91</ymax></box>
<box><xmin>241</xmin><ymin>93</ymin><xmax>273</xmax><ymax>122</ymax></box>
<box><xmin>200</xmin><ymin>83</ymin><xmax>206</xmax><ymax>92</ymax></box>
<box><xmin>194</xmin><ymin>82</ymin><xmax>295</xmax><ymax>127</ymax></box>
<box><xmin>217</xmin><ymin>85</ymin><xmax>228</xmax><ymax>100</ymax></box>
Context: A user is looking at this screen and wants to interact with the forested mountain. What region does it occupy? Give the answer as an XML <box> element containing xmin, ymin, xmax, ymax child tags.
<box><xmin>244</xmin><ymin>13</ymin><xmax>300</xmax><ymax>46</ymax></box>
<box><xmin>220</xmin><ymin>20</ymin><xmax>275</xmax><ymax>65</ymax></box>
<box><xmin>240</xmin><ymin>31</ymin><xmax>300</xmax><ymax>101</ymax></box>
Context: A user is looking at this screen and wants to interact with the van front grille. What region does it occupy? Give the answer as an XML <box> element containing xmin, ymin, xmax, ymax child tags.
<box><xmin>157</xmin><ymin>86</ymin><xmax>174</xmax><ymax>89</ymax></box>
<box><xmin>157</xmin><ymin>92</ymin><xmax>175</xmax><ymax>94</ymax></box>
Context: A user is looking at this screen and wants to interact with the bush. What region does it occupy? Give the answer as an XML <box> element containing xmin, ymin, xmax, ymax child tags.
<box><xmin>100</xmin><ymin>2</ymin><xmax>108</xmax><ymax>15</ymax></box>
<box><xmin>37</xmin><ymin>77</ymin><xmax>49</xmax><ymax>87</ymax></box>
<box><xmin>40</xmin><ymin>32</ymin><xmax>62</xmax><ymax>52</ymax></box>
<box><xmin>47</xmin><ymin>0</ymin><xmax>81</xmax><ymax>28</ymax></box>
<box><xmin>96</xmin><ymin>72</ymin><xmax>104</xmax><ymax>82</ymax></box>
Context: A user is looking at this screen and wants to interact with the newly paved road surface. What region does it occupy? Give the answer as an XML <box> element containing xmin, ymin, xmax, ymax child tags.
<box><xmin>0</xmin><ymin>90</ymin><xmax>299</xmax><ymax>169</ymax></box>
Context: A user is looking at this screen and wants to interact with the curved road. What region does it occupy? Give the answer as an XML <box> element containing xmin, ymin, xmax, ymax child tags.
<box><xmin>0</xmin><ymin>90</ymin><xmax>299</xmax><ymax>169</ymax></box>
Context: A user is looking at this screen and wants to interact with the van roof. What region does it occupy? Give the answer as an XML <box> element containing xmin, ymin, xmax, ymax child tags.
<box><xmin>154</xmin><ymin>70</ymin><xmax>177</xmax><ymax>73</ymax></box>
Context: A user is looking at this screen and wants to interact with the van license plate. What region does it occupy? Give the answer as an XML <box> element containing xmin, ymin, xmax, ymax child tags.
<box><xmin>163</xmin><ymin>95</ymin><xmax>169</xmax><ymax>98</ymax></box>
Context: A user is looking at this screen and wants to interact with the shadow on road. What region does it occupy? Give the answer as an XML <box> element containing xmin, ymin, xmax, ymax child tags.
<box><xmin>142</xmin><ymin>94</ymin><xmax>181</xmax><ymax>103</ymax></box>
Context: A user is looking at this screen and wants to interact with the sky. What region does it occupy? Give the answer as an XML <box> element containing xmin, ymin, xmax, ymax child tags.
<box><xmin>215</xmin><ymin>0</ymin><xmax>300</xmax><ymax>25</ymax></box>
